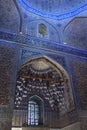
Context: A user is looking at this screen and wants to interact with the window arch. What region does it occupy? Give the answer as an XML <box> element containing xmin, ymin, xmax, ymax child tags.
<box><xmin>28</xmin><ymin>96</ymin><xmax>43</xmax><ymax>126</ymax></box>
<box><xmin>38</xmin><ymin>23</ymin><xmax>48</xmax><ymax>38</ymax></box>
<box><xmin>28</xmin><ymin>101</ymin><xmax>39</xmax><ymax>125</ymax></box>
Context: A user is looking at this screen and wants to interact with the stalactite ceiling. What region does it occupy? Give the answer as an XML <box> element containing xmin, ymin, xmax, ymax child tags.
<box><xmin>15</xmin><ymin>58</ymin><xmax>74</xmax><ymax>115</ymax></box>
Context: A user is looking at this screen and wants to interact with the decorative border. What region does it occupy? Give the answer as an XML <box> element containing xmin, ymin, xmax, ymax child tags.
<box><xmin>18</xmin><ymin>0</ymin><xmax>87</xmax><ymax>20</ymax></box>
<box><xmin>0</xmin><ymin>31</ymin><xmax>87</xmax><ymax>58</ymax></box>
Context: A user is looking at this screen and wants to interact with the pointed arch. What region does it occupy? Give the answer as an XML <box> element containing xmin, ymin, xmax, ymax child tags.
<box><xmin>12</xmin><ymin>56</ymin><xmax>75</xmax><ymax>127</ymax></box>
<box><xmin>28</xmin><ymin>95</ymin><xmax>44</xmax><ymax>126</ymax></box>
<box><xmin>19</xmin><ymin>56</ymin><xmax>75</xmax><ymax>112</ymax></box>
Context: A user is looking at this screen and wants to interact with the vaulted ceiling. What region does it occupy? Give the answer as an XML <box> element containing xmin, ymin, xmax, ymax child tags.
<box><xmin>0</xmin><ymin>0</ymin><xmax>87</xmax><ymax>51</ymax></box>
<box><xmin>18</xmin><ymin>0</ymin><xmax>87</xmax><ymax>18</ymax></box>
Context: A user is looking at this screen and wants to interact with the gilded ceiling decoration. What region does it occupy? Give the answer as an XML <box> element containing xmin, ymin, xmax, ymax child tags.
<box><xmin>18</xmin><ymin>0</ymin><xmax>87</xmax><ymax>19</ymax></box>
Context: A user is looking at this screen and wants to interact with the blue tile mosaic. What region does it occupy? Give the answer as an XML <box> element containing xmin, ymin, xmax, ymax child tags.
<box><xmin>0</xmin><ymin>31</ymin><xmax>87</xmax><ymax>58</ymax></box>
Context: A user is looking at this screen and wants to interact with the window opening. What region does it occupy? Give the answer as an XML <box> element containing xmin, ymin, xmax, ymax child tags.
<box><xmin>28</xmin><ymin>101</ymin><xmax>39</xmax><ymax>125</ymax></box>
<box><xmin>38</xmin><ymin>23</ymin><xmax>48</xmax><ymax>38</ymax></box>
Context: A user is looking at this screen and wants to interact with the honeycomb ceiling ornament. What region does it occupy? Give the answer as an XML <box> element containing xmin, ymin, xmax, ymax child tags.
<box><xmin>15</xmin><ymin>57</ymin><xmax>75</xmax><ymax>114</ymax></box>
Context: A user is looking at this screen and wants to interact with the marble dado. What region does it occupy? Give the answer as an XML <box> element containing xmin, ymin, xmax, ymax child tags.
<box><xmin>22</xmin><ymin>127</ymin><xmax>50</xmax><ymax>130</ymax></box>
<box><xmin>12</xmin><ymin>122</ymin><xmax>81</xmax><ymax>130</ymax></box>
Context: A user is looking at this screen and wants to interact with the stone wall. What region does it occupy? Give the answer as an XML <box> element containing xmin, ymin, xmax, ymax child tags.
<box><xmin>50</xmin><ymin>122</ymin><xmax>81</xmax><ymax>130</ymax></box>
<box><xmin>70</xmin><ymin>58</ymin><xmax>87</xmax><ymax>110</ymax></box>
<box><xmin>0</xmin><ymin>0</ymin><xmax>20</xmax><ymax>33</ymax></box>
<box><xmin>0</xmin><ymin>36</ymin><xmax>87</xmax><ymax>130</ymax></box>
<box><xmin>12</xmin><ymin>122</ymin><xmax>81</xmax><ymax>130</ymax></box>
<box><xmin>0</xmin><ymin>40</ymin><xmax>20</xmax><ymax>130</ymax></box>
